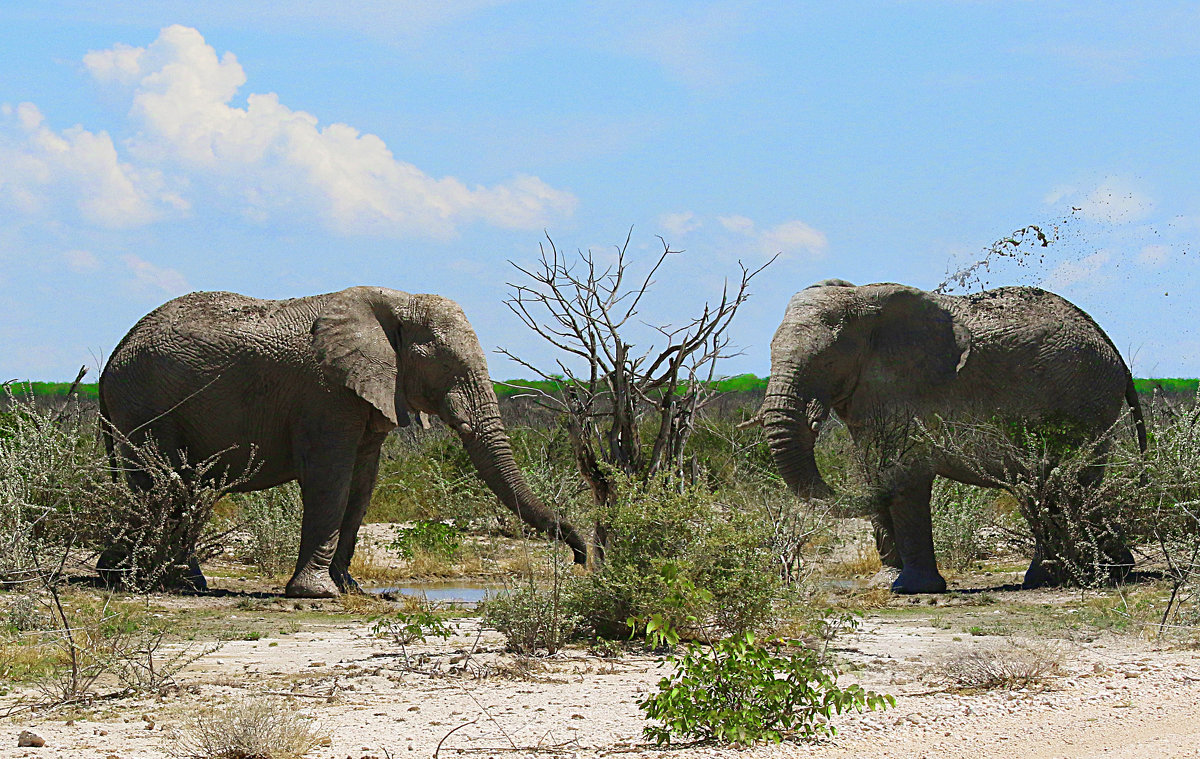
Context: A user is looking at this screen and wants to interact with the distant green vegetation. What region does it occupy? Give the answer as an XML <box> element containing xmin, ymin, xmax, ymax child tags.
<box><xmin>4</xmin><ymin>381</ymin><xmax>100</xmax><ymax>399</ymax></box>
<box><xmin>494</xmin><ymin>372</ymin><xmax>770</xmax><ymax>398</ymax></box>
<box><xmin>1133</xmin><ymin>378</ymin><xmax>1199</xmax><ymax>396</ymax></box>
<box><xmin>6</xmin><ymin>374</ymin><xmax>1197</xmax><ymax>401</ymax></box>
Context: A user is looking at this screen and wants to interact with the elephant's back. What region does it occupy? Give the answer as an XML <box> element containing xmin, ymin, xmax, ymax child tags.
<box><xmin>100</xmin><ymin>291</ymin><xmax>327</xmax><ymax>428</ymax></box>
<box><xmin>947</xmin><ymin>286</ymin><xmax>1129</xmax><ymax>421</ymax></box>
<box><xmin>106</xmin><ymin>292</ymin><xmax>324</xmax><ymax>367</ymax></box>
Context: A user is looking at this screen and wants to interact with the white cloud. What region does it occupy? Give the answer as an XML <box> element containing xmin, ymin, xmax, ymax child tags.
<box><xmin>1043</xmin><ymin>184</ymin><xmax>1076</xmax><ymax>205</ymax></box>
<box><xmin>1138</xmin><ymin>244</ymin><xmax>1170</xmax><ymax>268</ymax></box>
<box><xmin>1044</xmin><ymin>177</ymin><xmax>1154</xmax><ymax>225</ymax></box>
<box><xmin>718</xmin><ymin>214</ymin><xmax>755</xmax><ymax>234</ymax></box>
<box><xmin>1042</xmin><ymin>250</ymin><xmax>1112</xmax><ymax>290</ymax></box>
<box><xmin>659</xmin><ymin>211</ymin><xmax>700</xmax><ymax>237</ymax></box>
<box><xmin>0</xmin><ymin>102</ymin><xmax>174</xmax><ymax>227</ymax></box>
<box><xmin>759</xmin><ymin>220</ymin><xmax>827</xmax><ymax>257</ymax></box>
<box><xmin>62</xmin><ymin>249</ymin><xmax>100</xmax><ymax>272</ymax></box>
<box><xmin>718</xmin><ymin>214</ymin><xmax>827</xmax><ymax>258</ymax></box>
<box><xmin>122</xmin><ymin>254</ymin><xmax>189</xmax><ymax>296</ymax></box>
<box><xmin>77</xmin><ymin>25</ymin><xmax>575</xmax><ymax>237</ymax></box>
<box><xmin>1077</xmin><ymin>178</ymin><xmax>1154</xmax><ymax>224</ymax></box>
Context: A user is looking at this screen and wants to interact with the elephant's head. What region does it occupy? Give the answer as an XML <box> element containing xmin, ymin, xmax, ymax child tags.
<box><xmin>313</xmin><ymin>286</ymin><xmax>589</xmax><ymax>564</ymax></box>
<box><xmin>760</xmin><ymin>280</ymin><xmax>971</xmax><ymax>499</ymax></box>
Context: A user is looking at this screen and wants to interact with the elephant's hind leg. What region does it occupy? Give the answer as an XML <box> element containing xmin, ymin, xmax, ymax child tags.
<box><xmin>286</xmin><ymin>443</ymin><xmax>358</xmax><ymax>599</ymax></box>
<box><xmin>888</xmin><ymin>471</ymin><xmax>947</xmax><ymax>594</ymax></box>
<box><xmin>867</xmin><ymin>486</ymin><xmax>904</xmax><ymax>587</ymax></box>
<box><xmin>331</xmin><ymin>433</ymin><xmax>387</xmax><ymax>593</ymax></box>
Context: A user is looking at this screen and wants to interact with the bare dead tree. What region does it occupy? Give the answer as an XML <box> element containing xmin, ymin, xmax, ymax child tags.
<box><xmin>499</xmin><ymin>232</ymin><xmax>772</xmax><ymax>554</ymax></box>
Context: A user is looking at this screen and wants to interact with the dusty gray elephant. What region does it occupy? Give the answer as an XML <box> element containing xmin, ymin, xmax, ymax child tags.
<box><xmin>755</xmin><ymin>280</ymin><xmax>1146</xmax><ymax>594</ymax></box>
<box><xmin>99</xmin><ymin>286</ymin><xmax>589</xmax><ymax>597</ymax></box>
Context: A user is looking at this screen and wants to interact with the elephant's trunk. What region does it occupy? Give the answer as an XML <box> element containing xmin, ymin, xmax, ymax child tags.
<box><xmin>761</xmin><ymin>373</ymin><xmax>833</xmax><ymax>499</ymax></box>
<box><xmin>448</xmin><ymin>389</ymin><xmax>589</xmax><ymax>564</ymax></box>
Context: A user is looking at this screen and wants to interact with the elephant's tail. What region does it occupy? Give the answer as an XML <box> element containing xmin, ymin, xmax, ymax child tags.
<box><xmin>97</xmin><ymin>392</ymin><xmax>121</xmax><ymax>483</ymax></box>
<box><xmin>1125</xmin><ymin>374</ymin><xmax>1148</xmax><ymax>454</ymax></box>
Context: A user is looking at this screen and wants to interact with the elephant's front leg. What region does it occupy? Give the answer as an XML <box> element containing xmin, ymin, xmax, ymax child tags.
<box><xmin>330</xmin><ymin>433</ymin><xmax>387</xmax><ymax>594</ymax></box>
<box><xmin>887</xmin><ymin>471</ymin><xmax>947</xmax><ymax>594</ymax></box>
<box><xmin>286</xmin><ymin>444</ymin><xmax>358</xmax><ymax>599</ymax></box>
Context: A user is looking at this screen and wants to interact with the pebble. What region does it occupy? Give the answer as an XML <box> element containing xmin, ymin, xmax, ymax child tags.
<box><xmin>17</xmin><ymin>731</ymin><xmax>45</xmax><ymax>747</ymax></box>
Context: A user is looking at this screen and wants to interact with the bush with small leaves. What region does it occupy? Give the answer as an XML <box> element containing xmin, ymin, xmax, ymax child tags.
<box><xmin>0</xmin><ymin>392</ymin><xmax>116</xmax><ymax>585</ymax></box>
<box><xmin>232</xmin><ymin>483</ymin><xmax>303</xmax><ymax>576</ymax></box>
<box><xmin>638</xmin><ymin>628</ymin><xmax>893</xmax><ymax>745</ymax></box>
<box><xmin>484</xmin><ymin>582</ymin><xmax>581</xmax><ymax>655</ymax></box>
<box><xmin>930</xmin><ymin>480</ymin><xmax>1014</xmax><ymax>572</ymax></box>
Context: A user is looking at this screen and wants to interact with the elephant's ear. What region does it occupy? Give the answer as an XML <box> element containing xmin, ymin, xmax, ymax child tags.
<box><xmin>872</xmin><ymin>289</ymin><xmax>972</xmax><ymax>383</ymax></box>
<box><xmin>312</xmin><ymin>289</ymin><xmax>412</xmax><ymax>428</ymax></box>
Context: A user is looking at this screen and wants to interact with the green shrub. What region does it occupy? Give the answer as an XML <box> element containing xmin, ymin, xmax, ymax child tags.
<box><xmin>0</xmin><ymin>393</ymin><xmax>116</xmax><ymax>584</ymax></box>
<box><xmin>574</xmin><ymin>472</ymin><xmax>782</xmax><ymax>640</ymax></box>
<box><xmin>387</xmin><ymin>521</ymin><xmax>461</xmax><ymax>561</ymax></box>
<box><xmin>637</xmin><ymin>626</ymin><xmax>893</xmax><ymax>745</ymax></box>
<box><xmin>370</xmin><ymin>430</ymin><xmax>497</xmax><ymax>525</ymax></box>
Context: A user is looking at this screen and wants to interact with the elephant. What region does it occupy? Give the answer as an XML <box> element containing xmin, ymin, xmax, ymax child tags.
<box><xmin>754</xmin><ymin>279</ymin><xmax>1146</xmax><ymax>594</ymax></box>
<box><xmin>99</xmin><ymin>286</ymin><xmax>589</xmax><ymax>597</ymax></box>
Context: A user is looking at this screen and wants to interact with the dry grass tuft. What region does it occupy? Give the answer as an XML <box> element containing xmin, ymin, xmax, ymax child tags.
<box><xmin>933</xmin><ymin>638</ymin><xmax>1066</xmax><ymax>691</ymax></box>
<box><xmin>169</xmin><ymin>696</ymin><xmax>328</xmax><ymax>759</ymax></box>
<box><xmin>336</xmin><ymin>592</ymin><xmax>393</xmax><ymax>616</ymax></box>
<box><xmin>348</xmin><ymin>542</ymin><xmax>407</xmax><ymax>585</ymax></box>
<box><xmin>825</xmin><ymin>539</ymin><xmax>883</xmax><ymax>579</ymax></box>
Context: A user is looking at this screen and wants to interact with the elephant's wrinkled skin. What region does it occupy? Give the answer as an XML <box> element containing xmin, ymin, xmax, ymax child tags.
<box><xmin>757</xmin><ymin>280</ymin><xmax>1146</xmax><ymax>594</ymax></box>
<box><xmin>99</xmin><ymin>286</ymin><xmax>588</xmax><ymax>597</ymax></box>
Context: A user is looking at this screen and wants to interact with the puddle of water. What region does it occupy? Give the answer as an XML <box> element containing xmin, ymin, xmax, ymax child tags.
<box><xmin>366</xmin><ymin>583</ymin><xmax>496</xmax><ymax>604</ymax></box>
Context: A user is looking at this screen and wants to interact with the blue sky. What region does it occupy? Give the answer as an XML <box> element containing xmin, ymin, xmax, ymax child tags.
<box><xmin>2</xmin><ymin>1</ymin><xmax>1198</xmax><ymax>382</ymax></box>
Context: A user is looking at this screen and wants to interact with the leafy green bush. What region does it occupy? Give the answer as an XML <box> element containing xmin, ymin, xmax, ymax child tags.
<box><xmin>637</xmin><ymin>627</ymin><xmax>893</xmax><ymax>745</ymax></box>
<box><xmin>370</xmin><ymin>429</ymin><xmax>497</xmax><ymax>525</ymax></box>
<box><xmin>387</xmin><ymin>521</ymin><xmax>461</xmax><ymax>561</ymax></box>
<box><xmin>573</xmin><ymin>472</ymin><xmax>785</xmax><ymax>640</ymax></box>
<box><xmin>369</xmin><ymin>609</ymin><xmax>453</xmax><ymax>667</ymax></box>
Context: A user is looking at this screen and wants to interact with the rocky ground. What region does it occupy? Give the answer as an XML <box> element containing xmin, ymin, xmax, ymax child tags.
<box><xmin>4</xmin><ymin>526</ymin><xmax>1200</xmax><ymax>759</ymax></box>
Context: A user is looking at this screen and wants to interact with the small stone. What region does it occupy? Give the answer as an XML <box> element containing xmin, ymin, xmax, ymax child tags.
<box><xmin>407</xmin><ymin>706</ymin><xmax>420</xmax><ymax>712</ymax></box>
<box><xmin>17</xmin><ymin>730</ymin><xmax>45</xmax><ymax>747</ymax></box>
<box><xmin>309</xmin><ymin>661</ymin><xmax>326</xmax><ymax>667</ymax></box>
<box><xmin>94</xmin><ymin>728</ymin><xmax>109</xmax><ymax>736</ymax></box>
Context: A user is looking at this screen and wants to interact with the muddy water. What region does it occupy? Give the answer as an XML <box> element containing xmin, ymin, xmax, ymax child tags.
<box><xmin>367</xmin><ymin>582</ymin><xmax>495</xmax><ymax>604</ymax></box>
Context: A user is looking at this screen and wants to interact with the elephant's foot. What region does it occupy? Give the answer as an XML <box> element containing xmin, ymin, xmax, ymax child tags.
<box><xmin>285</xmin><ymin>570</ymin><xmax>340</xmax><ymax>598</ymax></box>
<box><xmin>892</xmin><ymin>567</ymin><xmax>947</xmax><ymax>594</ymax></box>
<box><xmin>868</xmin><ymin>566</ymin><xmax>902</xmax><ymax>589</ymax></box>
<box><xmin>1107</xmin><ymin>546</ymin><xmax>1136</xmax><ymax>582</ymax></box>
<box><xmin>179</xmin><ymin>557</ymin><xmax>208</xmax><ymax>592</ymax></box>
<box><xmin>97</xmin><ymin>545</ymin><xmax>128</xmax><ymax>588</ymax></box>
<box><xmin>1021</xmin><ymin>558</ymin><xmax>1061</xmax><ymax>589</ymax></box>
